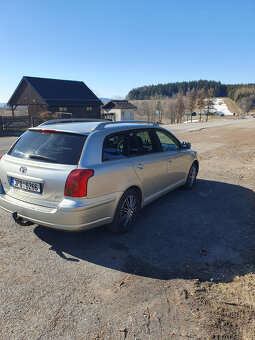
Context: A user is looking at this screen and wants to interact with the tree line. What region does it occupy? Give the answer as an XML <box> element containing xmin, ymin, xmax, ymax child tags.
<box><xmin>127</xmin><ymin>80</ymin><xmax>255</xmax><ymax>110</ymax></box>
<box><xmin>128</xmin><ymin>80</ymin><xmax>226</xmax><ymax>99</ymax></box>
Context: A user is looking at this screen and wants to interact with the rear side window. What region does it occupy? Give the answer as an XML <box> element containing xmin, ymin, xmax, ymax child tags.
<box><xmin>129</xmin><ymin>129</ymin><xmax>158</xmax><ymax>156</ymax></box>
<box><xmin>102</xmin><ymin>129</ymin><xmax>158</xmax><ymax>161</ymax></box>
<box><xmin>8</xmin><ymin>130</ymin><xmax>87</xmax><ymax>165</ymax></box>
<box><xmin>102</xmin><ymin>133</ymin><xmax>128</xmax><ymax>161</ymax></box>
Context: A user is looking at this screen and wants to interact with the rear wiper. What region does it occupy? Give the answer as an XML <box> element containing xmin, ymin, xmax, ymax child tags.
<box><xmin>28</xmin><ymin>154</ymin><xmax>58</xmax><ymax>163</ymax></box>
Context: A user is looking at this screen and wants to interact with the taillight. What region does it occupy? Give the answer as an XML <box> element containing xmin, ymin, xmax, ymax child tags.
<box><xmin>64</xmin><ymin>169</ymin><xmax>94</xmax><ymax>197</ymax></box>
<box><xmin>0</xmin><ymin>156</ymin><xmax>2</xmax><ymax>160</ymax></box>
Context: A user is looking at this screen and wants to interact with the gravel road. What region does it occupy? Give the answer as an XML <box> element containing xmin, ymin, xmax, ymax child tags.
<box><xmin>165</xmin><ymin>116</ymin><xmax>253</xmax><ymax>132</ymax></box>
<box><xmin>0</xmin><ymin>120</ymin><xmax>255</xmax><ymax>339</ymax></box>
<box><xmin>0</xmin><ymin>136</ymin><xmax>18</xmax><ymax>155</ymax></box>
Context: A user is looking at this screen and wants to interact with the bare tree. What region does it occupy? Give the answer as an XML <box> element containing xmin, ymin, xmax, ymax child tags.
<box><xmin>204</xmin><ymin>88</ymin><xmax>215</xmax><ymax>122</ymax></box>
<box><xmin>187</xmin><ymin>88</ymin><xmax>196</xmax><ymax>113</ymax></box>
<box><xmin>155</xmin><ymin>99</ymin><xmax>163</xmax><ymax>123</ymax></box>
<box><xmin>39</xmin><ymin>111</ymin><xmax>58</xmax><ymax>122</ymax></box>
<box><xmin>239</xmin><ymin>96</ymin><xmax>252</xmax><ymax>115</ymax></box>
<box><xmin>149</xmin><ymin>95</ymin><xmax>160</xmax><ymax>123</ymax></box>
<box><xmin>136</xmin><ymin>101</ymin><xmax>152</xmax><ymax>121</ymax></box>
<box><xmin>163</xmin><ymin>99</ymin><xmax>176</xmax><ymax>123</ymax></box>
<box><xmin>175</xmin><ymin>92</ymin><xmax>186</xmax><ymax>123</ymax></box>
<box><xmin>196</xmin><ymin>89</ymin><xmax>206</xmax><ymax>121</ymax></box>
<box><xmin>135</xmin><ymin>99</ymin><xmax>161</xmax><ymax>122</ymax></box>
<box><xmin>196</xmin><ymin>89</ymin><xmax>205</xmax><ymax>112</ymax></box>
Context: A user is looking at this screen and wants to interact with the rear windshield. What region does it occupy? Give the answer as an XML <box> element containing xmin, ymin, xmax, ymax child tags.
<box><xmin>8</xmin><ymin>130</ymin><xmax>87</xmax><ymax>165</ymax></box>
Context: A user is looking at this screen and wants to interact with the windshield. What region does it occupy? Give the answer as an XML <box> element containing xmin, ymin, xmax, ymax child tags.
<box><xmin>8</xmin><ymin>130</ymin><xmax>87</xmax><ymax>165</ymax></box>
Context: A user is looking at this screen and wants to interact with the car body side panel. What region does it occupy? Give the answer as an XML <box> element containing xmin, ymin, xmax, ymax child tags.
<box><xmin>163</xmin><ymin>149</ymin><xmax>191</xmax><ymax>183</ymax></box>
<box><xmin>86</xmin><ymin>158</ymin><xmax>143</xmax><ymax>201</ymax></box>
<box><xmin>130</xmin><ymin>153</ymin><xmax>167</xmax><ymax>200</ymax></box>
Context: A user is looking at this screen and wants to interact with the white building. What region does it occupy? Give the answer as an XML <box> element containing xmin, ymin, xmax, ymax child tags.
<box><xmin>102</xmin><ymin>100</ymin><xmax>136</xmax><ymax>121</ymax></box>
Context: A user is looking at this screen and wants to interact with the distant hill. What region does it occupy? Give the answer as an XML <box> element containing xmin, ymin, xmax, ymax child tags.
<box><xmin>100</xmin><ymin>98</ymin><xmax>112</xmax><ymax>104</ymax></box>
<box><xmin>127</xmin><ymin>80</ymin><xmax>255</xmax><ymax>103</ymax></box>
<box><xmin>0</xmin><ymin>103</ymin><xmax>7</xmax><ymax>107</ymax></box>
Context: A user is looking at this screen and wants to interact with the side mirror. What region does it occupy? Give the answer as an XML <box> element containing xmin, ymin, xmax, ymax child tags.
<box><xmin>182</xmin><ymin>142</ymin><xmax>191</xmax><ymax>149</ymax></box>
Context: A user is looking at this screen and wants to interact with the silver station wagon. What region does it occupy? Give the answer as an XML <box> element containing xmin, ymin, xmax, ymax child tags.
<box><xmin>0</xmin><ymin>120</ymin><xmax>199</xmax><ymax>233</ymax></box>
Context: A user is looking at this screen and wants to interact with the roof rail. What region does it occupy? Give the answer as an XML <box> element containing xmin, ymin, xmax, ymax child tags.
<box><xmin>91</xmin><ymin>120</ymin><xmax>158</xmax><ymax>131</ymax></box>
<box><xmin>39</xmin><ymin>118</ymin><xmax>110</xmax><ymax>126</ymax></box>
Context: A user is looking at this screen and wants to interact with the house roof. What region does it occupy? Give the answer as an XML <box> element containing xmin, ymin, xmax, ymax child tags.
<box><xmin>8</xmin><ymin>76</ymin><xmax>103</xmax><ymax>107</ymax></box>
<box><xmin>103</xmin><ymin>100</ymin><xmax>137</xmax><ymax>110</ymax></box>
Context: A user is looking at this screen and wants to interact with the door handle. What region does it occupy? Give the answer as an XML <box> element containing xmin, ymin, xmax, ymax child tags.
<box><xmin>136</xmin><ymin>163</ymin><xmax>144</xmax><ymax>169</ymax></box>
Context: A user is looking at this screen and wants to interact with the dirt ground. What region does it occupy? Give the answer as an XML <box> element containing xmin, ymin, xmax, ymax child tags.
<box><xmin>0</xmin><ymin>120</ymin><xmax>255</xmax><ymax>339</ymax></box>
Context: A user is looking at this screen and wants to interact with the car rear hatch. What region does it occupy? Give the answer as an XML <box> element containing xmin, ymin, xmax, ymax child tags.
<box><xmin>0</xmin><ymin>129</ymin><xmax>87</xmax><ymax>208</ymax></box>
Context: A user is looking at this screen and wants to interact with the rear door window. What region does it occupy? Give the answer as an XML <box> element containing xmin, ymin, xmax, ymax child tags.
<box><xmin>128</xmin><ymin>129</ymin><xmax>158</xmax><ymax>156</ymax></box>
<box><xmin>102</xmin><ymin>133</ymin><xmax>128</xmax><ymax>161</ymax></box>
<box><xmin>8</xmin><ymin>130</ymin><xmax>87</xmax><ymax>165</ymax></box>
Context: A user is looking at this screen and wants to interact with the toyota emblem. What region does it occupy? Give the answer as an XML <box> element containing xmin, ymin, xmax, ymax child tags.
<box><xmin>20</xmin><ymin>166</ymin><xmax>27</xmax><ymax>173</ymax></box>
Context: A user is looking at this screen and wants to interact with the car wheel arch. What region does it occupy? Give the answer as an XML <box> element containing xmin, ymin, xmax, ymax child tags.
<box><xmin>108</xmin><ymin>187</ymin><xmax>141</xmax><ymax>233</ymax></box>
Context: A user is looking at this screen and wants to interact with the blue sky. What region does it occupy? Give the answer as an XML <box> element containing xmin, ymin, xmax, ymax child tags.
<box><xmin>0</xmin><ymin>0</ymin><xmax>255</xmax><ymax>102</ymax></box>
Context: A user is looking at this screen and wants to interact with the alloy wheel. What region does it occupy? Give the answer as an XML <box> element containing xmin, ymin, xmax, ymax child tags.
<box><xmin>188</xmin><ymin>165</ymin><xmax>197</xmax><ymax>186</ymax></box>
<box><xmin>120</xmin><ymin>194</ymin><xmax>137</xmax><ymax>228</ymax></box>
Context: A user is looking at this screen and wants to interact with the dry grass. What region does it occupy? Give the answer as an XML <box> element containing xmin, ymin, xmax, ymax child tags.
<box><xmin>206</xmin><ymin>273</ymin><xmax>255</xmax><ymax>339</ymax></box>
<box><xmin>0</xmin><ymin>107</ymin><xmax>28</xmax><ymax>117</ymax></box>
<box><xmin>219</xmin><ymin>97</ymin><xmax>242</xmax><ymax>114</ymax></box>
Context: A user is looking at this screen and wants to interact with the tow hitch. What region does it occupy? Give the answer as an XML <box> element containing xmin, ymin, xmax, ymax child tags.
<box><xmin>12</xmin><ymin>212</ymin><xmax>34</xmax><ymax>226</ymax></box>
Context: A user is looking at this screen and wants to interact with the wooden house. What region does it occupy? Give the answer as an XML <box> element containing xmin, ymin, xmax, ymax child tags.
<box><xmin>8</xmin><ymin>76</ymin><xmax>103</xmax><ymax>118</ymax></box>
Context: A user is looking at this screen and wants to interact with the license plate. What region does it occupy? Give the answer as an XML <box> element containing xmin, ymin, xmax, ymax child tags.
<box><xmin>11</xmin><ymin>177</ymin><xmax>41</xmax><ymax>193</ymax></box>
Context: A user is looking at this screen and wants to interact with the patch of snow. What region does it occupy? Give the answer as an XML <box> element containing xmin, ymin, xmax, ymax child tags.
<box><xmin>213</xmin><ymin>98</ymin><xmax>233</xmax><ymax>116</ymax></box>
<box><xmin>184</xmin><ymin>119</ymin><xmax>199</xmax><ymax>123</ymax></box>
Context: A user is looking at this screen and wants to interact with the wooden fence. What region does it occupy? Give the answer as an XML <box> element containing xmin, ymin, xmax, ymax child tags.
<box><xmin>0</xmin><ymin>116</ymin><xmax>40</xmax><ymax>131</ymax></box>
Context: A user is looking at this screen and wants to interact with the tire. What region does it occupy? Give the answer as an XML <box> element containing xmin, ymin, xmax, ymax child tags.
<box><xmin>108</xmin><ymin>189</ymin><xmax>140</xmax><ymax>233</ymax></box>
<box><xmin>184</xmin><ymin>162</ymin><xmax>198</xmax><ymax>189</ymax></box>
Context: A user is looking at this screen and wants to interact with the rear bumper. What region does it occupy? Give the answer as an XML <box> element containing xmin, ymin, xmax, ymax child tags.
<box><xmin>0</xmin><ymin>190</ymin><xmax>119</xmax><ymax>231</ymax></box>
